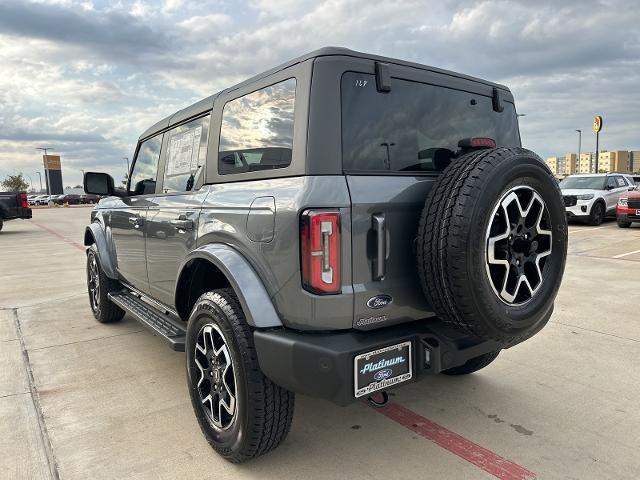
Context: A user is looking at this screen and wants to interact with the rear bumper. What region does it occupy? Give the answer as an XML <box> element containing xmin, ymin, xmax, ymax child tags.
<box><xmin>3</xmin><ymin>208</ymin><xmax>32</xmax><ymax>220</ymax></box>
<box><xmin>254</xmin><ymin>319</ymin><xmax>500</xmax><ymax>406</ymax></box>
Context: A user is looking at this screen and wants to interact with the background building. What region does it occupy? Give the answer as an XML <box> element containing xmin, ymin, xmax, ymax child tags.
<box><xmin>545</xmin><ymin>156</ymin><xmax>566</xmax><ymax>175</ymax></box>
<box><xmin>597</xmin><ymin>150</ymin><xmax>630</xmax><ymax>173</ymax></box>
<box><xmin>579</xmin><ymin>152</ymin><xmax>594</xmax><ymax>173</ymax></box>
<box><xmin>564</xmin><ymin>153</ymin><xmax>577</xmax><ymax>175</ymax></box>
<box><xmin>629</xmin><ymin>151</ymin><xmax>640</xmax><ymax>172</ymax></box>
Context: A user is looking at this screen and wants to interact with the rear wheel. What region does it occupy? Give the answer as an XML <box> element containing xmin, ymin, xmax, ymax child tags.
<box><xmin>617</xmin><ymin>219</ymin><xmax>632</xmax><ymax>228</ymax></box>
<box><xmin>86</xmin><ymin>245</ymin><xmax>125</xmax><ymax>323</ymax></box>
<box><xmin>443</xmin><ymin>350</ymin><xmax>500</xmax><ymax>375</ymax></box>
<box><xmin>589</xmin><ymin>202</ymin><xmax>605</xmax><ymax>226</ymax></box>
<box><xmin>186</xmin><ymin>289</ymin><xmax>294</xmax><ymax>463</ymax></box>
<box><xmin>417</xmin><ymin>147</ymin><xmax>567</xmax><ymax>346</ymax></box>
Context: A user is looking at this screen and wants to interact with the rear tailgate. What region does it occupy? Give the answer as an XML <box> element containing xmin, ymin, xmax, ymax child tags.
<box><xmin>341</xmin><ymin>69</ymin><xmax>520</xmax><ymax>330</ymax></box>
<box><xmin>347</xmin><ymin>176</ymin><xmax>435</xmax><ymax>329</ymax></box>
<box><xmin>0</xmin><ymin>192</ymin><xmax>32</xmax><ymax>220</ymax></box>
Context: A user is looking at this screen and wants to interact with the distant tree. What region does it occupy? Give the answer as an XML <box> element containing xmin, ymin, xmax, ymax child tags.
<box><xmin>74</xmin><ymin>184</ymin><xmax>83</xmax><ymax>189</ymax></box>
<box><xmin>1</xmin><ymin>173</ymin><xmax>29</xmax><ymax>192</ymax></box>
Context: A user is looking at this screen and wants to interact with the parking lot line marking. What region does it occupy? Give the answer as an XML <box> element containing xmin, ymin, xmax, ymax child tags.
<box><xmin>32</xmin><ymin>221</ymin><xmax>85</xmax><ymax>252</ymax></box>
<box><xmin>612</xmin><ymin>248</ymin><xmax>640</xmax><ymax>259</ymax></box>
<box><xmin>373</xmin><ymin>402</ymin><xmax>536</xmax><ymax>480</ymax></box>
<box><xmin>569</xmin><ymin>227</ymin><xmax>604</xmax><ymax>233</ymax></box>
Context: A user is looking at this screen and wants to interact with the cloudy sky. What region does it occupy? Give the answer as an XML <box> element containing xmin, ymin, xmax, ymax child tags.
<box><xmin>0</xmin><ymin>0</ymin><xmax>638</xmax><ymax>189</ymax></box>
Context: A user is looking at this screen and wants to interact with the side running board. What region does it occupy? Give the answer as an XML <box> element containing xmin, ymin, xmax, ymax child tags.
<box><xmin>109</xmin><ymin>290</ymin><xmax>186</xmax><ymax>351</ymax></box>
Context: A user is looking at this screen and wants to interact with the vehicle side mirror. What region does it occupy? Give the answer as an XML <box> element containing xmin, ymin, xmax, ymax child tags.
<box><xmin>84</xmin><ymin>172</ymin><xmax>114</xmax><ymax>196</ymax></box>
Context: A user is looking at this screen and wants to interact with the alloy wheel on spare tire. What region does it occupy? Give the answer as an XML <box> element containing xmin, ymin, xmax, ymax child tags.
<box><xmin>417</xmin><ymin>147</ymin><xmax>567</xmax><ymax>347</ymax></box>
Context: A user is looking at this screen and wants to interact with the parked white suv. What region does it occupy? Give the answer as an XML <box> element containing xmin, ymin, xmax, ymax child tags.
<box><xmin>561</xmin><ymin>173</ymin><xmax>636</xmax><ymax>225</ymax></box>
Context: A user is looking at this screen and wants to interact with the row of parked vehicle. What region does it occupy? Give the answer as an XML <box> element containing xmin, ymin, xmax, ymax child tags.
<box><xmin>560</xmin><ymin>173</ymin><xmax>640</xmax><ymax>227</ymax></box>
<box><xmin>27</xmin><ymin>193</ymin><xmax>101</xmax><ymax>206</ymax></box>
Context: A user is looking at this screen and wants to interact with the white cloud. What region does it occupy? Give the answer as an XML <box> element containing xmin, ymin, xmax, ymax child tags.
<box><xmin>1</xmin><ymin>0</ymin><xmax>639</xmax><ymax>187</ymax></box>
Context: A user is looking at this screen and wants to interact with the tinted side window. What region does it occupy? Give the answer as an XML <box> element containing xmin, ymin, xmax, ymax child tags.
<box><xmin>129</xmin><ymin>135</ymin><xmax>163</xmax><ymax>195</ymax></box>
<box><xmin>606</xmin><ymin>177</ymin><xmax>617</xmax><ymax>189</ymax></box>
<box><xmin>162</xmin><ymin>115</ymin><xmax>210</xmax><ymax>193</ymax></box>
<box><xmin>341</xmin><ymin>73</ymin><xmax>520</xmax><ymax>173</ymax></box>
<box><xmin>219</xmin><ymin>78</ymin><xmax>296</xmax><ymax>175</ymax></box>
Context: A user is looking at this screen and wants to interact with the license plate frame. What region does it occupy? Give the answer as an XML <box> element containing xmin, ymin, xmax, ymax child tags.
<box><xmin>354</xmin><ymin>341</ymin><xmax>413</xmax><ymax>398</ymax></box>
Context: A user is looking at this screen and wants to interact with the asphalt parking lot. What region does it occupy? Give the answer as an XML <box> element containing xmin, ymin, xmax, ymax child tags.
<box><xmin>1</xmin><ymin>208</ymin><xmax>639</xmax><ymax>480</ymax></box>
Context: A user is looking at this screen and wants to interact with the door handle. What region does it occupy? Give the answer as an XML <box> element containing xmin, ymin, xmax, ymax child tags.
<box><xmin>128</xmin><ymin>216</ymin><xmax>144</xmax><ymax>228</ymax></box>
<box><xmin>372</xmin><ymin>213</ymin><xmax>387</xmax><ymax>281</ymax></box>
<box><xmin>171</xmin><ymin>215</ymin><xmax>194</xmax><ymax>231</ymax></box>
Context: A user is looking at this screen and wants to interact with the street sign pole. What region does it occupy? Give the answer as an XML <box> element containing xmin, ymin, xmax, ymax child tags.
<box><xmin>593</xmin><ymin>115</ymin><xmax>603</xmax><ymax>173</ymax></box>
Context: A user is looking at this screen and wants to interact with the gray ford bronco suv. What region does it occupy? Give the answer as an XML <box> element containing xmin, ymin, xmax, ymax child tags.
<box><xmin>83</xmin><ymin>47</ymin><xmax>567</xmax><ymax>462</ymax></box>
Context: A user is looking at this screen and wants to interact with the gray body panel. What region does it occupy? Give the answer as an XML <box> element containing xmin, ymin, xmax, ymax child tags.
<box><xmin>87</xmin><ymin>47</ymin><xmax>520</xmax><ymax>332</ymax></box>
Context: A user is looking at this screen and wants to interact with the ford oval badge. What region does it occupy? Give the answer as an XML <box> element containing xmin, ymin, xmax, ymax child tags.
<box><xmin>367</xmin><ymin>294</ymin><xmax>393</xmax><ymax>309</ymax></box>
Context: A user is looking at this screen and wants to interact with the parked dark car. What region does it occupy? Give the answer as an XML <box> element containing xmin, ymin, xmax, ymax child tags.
<box><xmin>54</xmin><ymin>194</ymin><xmax>82</xmax><ymax>205</ymax></box>
<box><xmin>0</xmin><ymin>191</ymin><xmax>32</xmax><ymax>231</ymax></box>
<box><xmin>80</xmin><ymin>193</ymin><xmax>101</xmax><ymax>204</ymax></box>
<box><xmin>82</xmin><ymin>47</ymin><xmax>568</xmax><ymax>463</ymax></box>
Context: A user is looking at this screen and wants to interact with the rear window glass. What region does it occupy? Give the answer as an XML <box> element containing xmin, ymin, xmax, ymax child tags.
<box><xmin>341</xmin><ymin>72</ymin><xmax>520</xmax><ymax>173</ymax></box>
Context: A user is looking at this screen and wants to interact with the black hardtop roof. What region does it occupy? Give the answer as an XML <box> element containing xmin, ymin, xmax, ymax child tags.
<box><xmin>139</xmin><ymin>47</ymin><xmax>510</xmax><ymax>141</ymax></box>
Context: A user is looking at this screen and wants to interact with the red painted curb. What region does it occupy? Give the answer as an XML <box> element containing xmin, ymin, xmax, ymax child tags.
<box><xmin>373</xmin><ymin>402</ymin><xmax>536</xmax><ymax>480</ymax></box>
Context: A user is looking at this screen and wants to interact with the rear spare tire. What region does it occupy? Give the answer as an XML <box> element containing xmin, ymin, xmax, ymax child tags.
<box><xmin>417</xmin><ymin>147</ymin><xmax>567</xmax><ymax>346</ymax></box>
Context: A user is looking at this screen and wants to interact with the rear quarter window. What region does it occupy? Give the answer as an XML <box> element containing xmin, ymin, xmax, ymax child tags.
<box><xmin>341</xmin><ymin>72</ymin><xmax>520</xmax><ymax>173</ymax></box>
<box><xmin>218</xmin><ymin>78</ymin><xmax>296</xmax><ymax>175</ymax></box>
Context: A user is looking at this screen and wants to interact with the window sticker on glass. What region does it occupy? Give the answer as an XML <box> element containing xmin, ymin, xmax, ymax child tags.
<box><xmin>167</xmin><ymin>126</ymin><xmax>202</xmax><ymax>177</ymax></box>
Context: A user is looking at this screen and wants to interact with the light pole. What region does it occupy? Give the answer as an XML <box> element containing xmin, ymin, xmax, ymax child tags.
<box><xmin>123</xmin><ymin>156</ymin><xmax>130</xmax><ymax>173</ymax></box>
<box><xmin>36</xmin><ymin>147</ymin><xmax>53</xmax><ymax>200</ymax></box>
<box><xmin>35</xmin><ymin>171</ymin><xmax>42</xmax><ymax>192</ymax></box>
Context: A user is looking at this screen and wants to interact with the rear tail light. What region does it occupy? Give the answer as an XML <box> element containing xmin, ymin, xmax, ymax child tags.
<box><xmin>20</xmin><ymin>192</ymin><xmax>28</xmax><ymax>208</ymax></box>
<box><xmin>300</xmin><ymin>210</ymin><xmax>341</xmax><ymax>294</ymax></box>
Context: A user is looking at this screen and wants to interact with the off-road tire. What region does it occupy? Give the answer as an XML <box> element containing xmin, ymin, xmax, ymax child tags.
<box><xmin>588</xmin><ymin>202</ymin><xmax>605</xmax><ymax>226</ymax></box>
<box><xmin>417</xmin><ymin>147</ymin><xmax>567</xmax><ymax>346</ymax></box>
<box><xmin>86</xmin><ymin>245</ymin><xmax>125</xmax><ymax>323</ymax></box>
<box><xmin>443</xmin><ymin>350</ymin><xmax>500</xmax><ymax>376</ymax></box>
<box><xmin>186</xmin><ymin>288</ymin><xmax>294</xmax><ymax>463</ymax></box>
<box><xmin>617</xmin><ymin>219</ymin><xmax>632</xmax><ymax>228</ymax></box>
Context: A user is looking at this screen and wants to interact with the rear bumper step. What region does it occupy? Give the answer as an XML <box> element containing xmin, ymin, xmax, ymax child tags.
<box><xmin>109</xmin><ymin>290</ymin><xmax>186</xmax><ymax>351</ymax></box>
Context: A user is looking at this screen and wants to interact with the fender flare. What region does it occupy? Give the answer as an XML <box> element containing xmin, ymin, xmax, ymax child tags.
<box><xmin>177</xmin><ymin>244</ymin><xmax>283</xmax><ymax>328</ymax></box>
<box><xmin>84</xmin><ymin>223</ymin><xmax>117</xmax><ymax>279</ymax></box>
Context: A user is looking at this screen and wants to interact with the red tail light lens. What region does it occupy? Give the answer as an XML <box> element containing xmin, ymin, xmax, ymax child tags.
<box><xmin>20</xmin><ymin>193</ymin><xmax>28</xmax><ymax>208</ymax></box>
<box><xmin>300</xmin><ymin>210</ymin><xmax>341</xmax><ymax>294</ymax></box>
<box><xmin>457</xmin><ymin>137</ymin><xmax>497</xmax><ymax>149</ymax></box>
